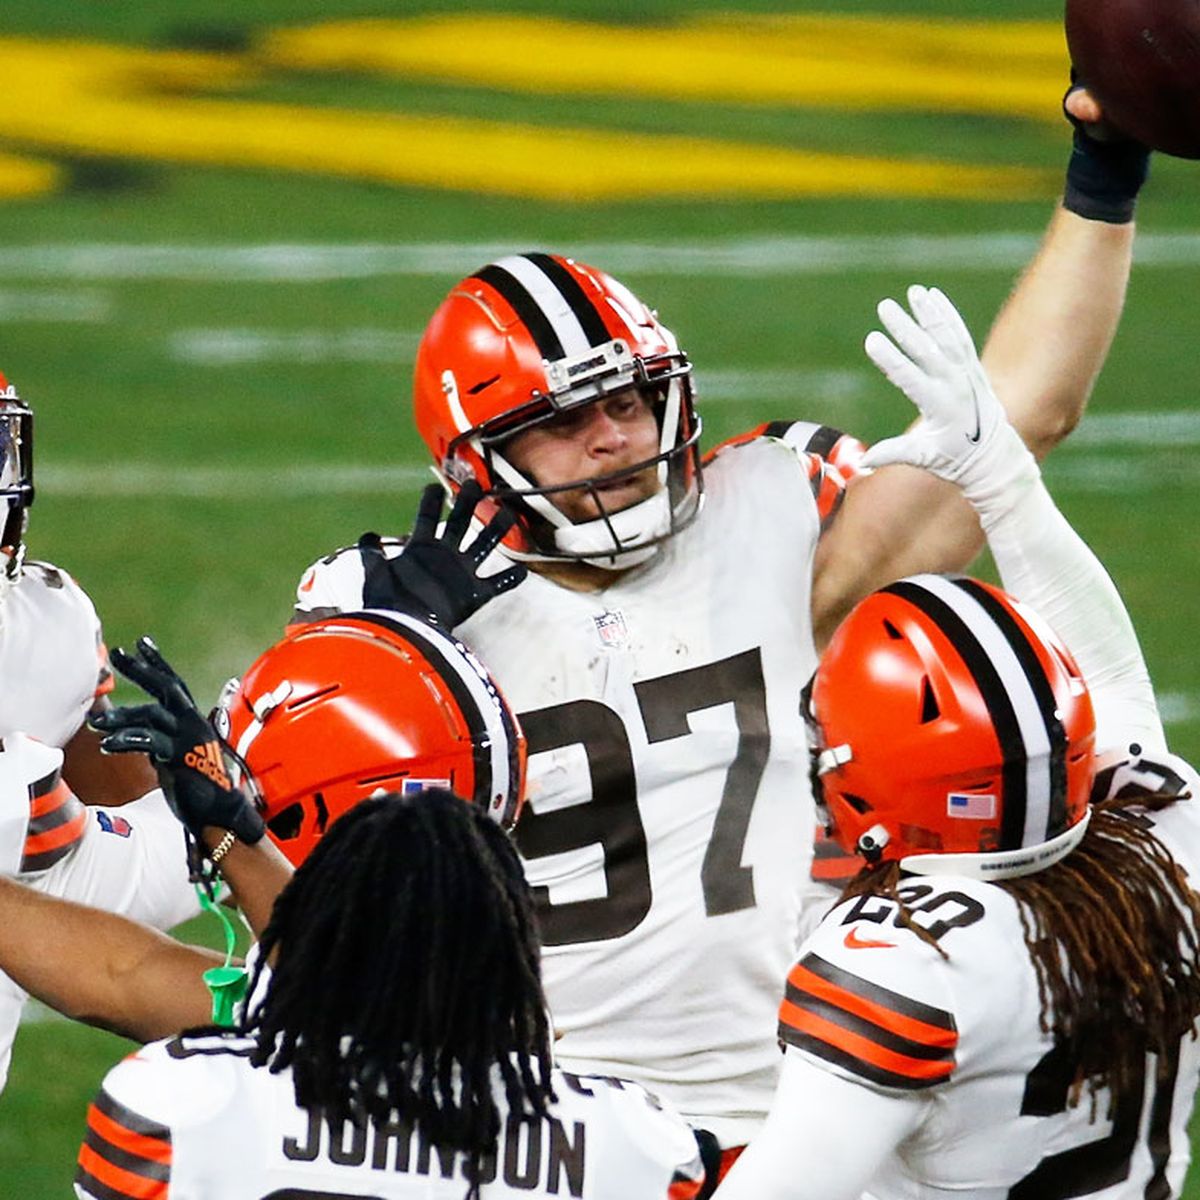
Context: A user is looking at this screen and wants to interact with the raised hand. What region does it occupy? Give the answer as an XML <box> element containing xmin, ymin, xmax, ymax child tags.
<box><xmin>91</xmin><ymin>637</ymin><xmax>265</xmax><ymax>848</ymax></box>
<box><xmin>861</xmin><ymin>285</ymin><xmax>1038</xmax><ymax>510</ymax></box>
<box><xmin>358</xmin><ymin>480</ymin><xmax>526</xmax><ymax>628</ymax></box>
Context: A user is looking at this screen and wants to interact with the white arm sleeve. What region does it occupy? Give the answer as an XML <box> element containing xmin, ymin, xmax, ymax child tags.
<box><xmin>712</xmin><ymin>1052</ymin><xmax>924</xmax><ymax>1200</ymax></box>
<box><xmin>977</xmin><ymin>468</ymin><xmax>1165</xmax><ymax>756</ymax></box>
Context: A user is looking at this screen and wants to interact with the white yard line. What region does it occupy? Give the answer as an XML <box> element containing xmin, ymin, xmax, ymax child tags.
<box><xmin>1</xmin><ymin>232</ymin><xmax>1199</xmax><ymax>281</ymax></box>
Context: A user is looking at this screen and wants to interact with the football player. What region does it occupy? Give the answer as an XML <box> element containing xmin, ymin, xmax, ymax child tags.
<box><xmin>0</xmin><ymin>618</ymin><xmax>707</xmax><ymax>1200</ymax></box>
<box><xmin>714</xmin><ymin>287</ymin><xmax>1200</xmax><ymax>1198</ymax></box>
<box><xmin>289</xmin><ymin>92</ymin><xmax>1152</xmax><ymax>1175</ymax></box>
<box><xmin>0</xmin><ymin>369</ymin><xmax>156</xmax><ymax>803</ymax></box>
<box><xmin>0</xmin><ymin>370</ymin><xmax>199</xmax><ymax>1093</ymax></box>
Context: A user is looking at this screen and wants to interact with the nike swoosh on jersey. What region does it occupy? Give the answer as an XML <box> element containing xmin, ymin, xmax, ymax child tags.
<box><xmin>777</xmin><ymin>952</ymin><xmax>957</xmax><ymax>1089</ymax></box>
<box><xmin>843</xmin><ymin>927</ymin><xmax>896</xmax><ymax>950</ymax></box>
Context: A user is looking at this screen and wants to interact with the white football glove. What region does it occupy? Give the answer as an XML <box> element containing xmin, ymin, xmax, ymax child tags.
<box><xmin>861</xmin><ymin>285</ymin><xmax>1039</xmax><ymax>524</ymax></box>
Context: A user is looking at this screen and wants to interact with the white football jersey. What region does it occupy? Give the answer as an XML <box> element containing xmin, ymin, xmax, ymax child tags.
<box><xmin>0</xmin><ymin>560</ymin><xmax>113</xmax><ymax>748</ymax></box>
<box><xmin>75</xmin><ymin>1036</ymin><xmax>705</xmax><ymax>1200</ymax></box>
<box><xmin>0</xmin><ymin>733</ymin><xmax>199</xmax><ymax>1090</ymax></box>
<box><xmin>293</xmin><ymin>435</ymin><xmax>845</xmax><ymax>1145</ymax></box>
<box><xmin>772</xmin><ymin>757</ymin><xmax>1200</xmax><ymax>1199</ymax></box>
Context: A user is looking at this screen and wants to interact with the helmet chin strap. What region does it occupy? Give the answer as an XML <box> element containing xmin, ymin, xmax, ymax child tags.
<box><xmin>554</xmin><ymin>490</ymin><xmax>671</xmax><ymax>569</ymax></box>
<box><xmin>488</xmin><ymin>449</ymin><xmax>671</xmax><ymax>570</ymax></box>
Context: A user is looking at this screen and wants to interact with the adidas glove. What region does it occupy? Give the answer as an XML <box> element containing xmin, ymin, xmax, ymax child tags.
<box><xmin>91</xmin><ymin>637</ymin><xmax>265</xmax><ymax>847</ymax></box>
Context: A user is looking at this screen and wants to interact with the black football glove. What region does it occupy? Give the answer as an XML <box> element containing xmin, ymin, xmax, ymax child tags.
<box><xmin>358</xmin><ymin>480</ymin><xmax>527</xmax><ymax>628</ymax></box>
<box><xmin>91</xmin><ymin>636</ymin><xmax>265</xmax><ymax>850</ymax></box>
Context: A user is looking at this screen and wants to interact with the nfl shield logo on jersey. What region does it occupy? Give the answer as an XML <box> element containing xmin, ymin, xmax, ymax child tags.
<box><xmin>947</xmin><ymin>792</ymin><xmax>996</xmax><ymax>820</ymax></box>
<box><xmin>594</xmin><ymin>609</ymin><xmax>630</xmax><ymax>649</ymax></box>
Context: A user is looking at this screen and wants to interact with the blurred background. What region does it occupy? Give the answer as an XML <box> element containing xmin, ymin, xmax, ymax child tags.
<box><xmin>1</xmin><ymin>1</ymin><xmax>1197</xmax><ymax>1193</ymax></box>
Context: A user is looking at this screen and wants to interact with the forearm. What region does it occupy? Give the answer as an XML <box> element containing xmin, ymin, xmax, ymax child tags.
<box><xmin>200</xmin><ymin>828</ymin><xmax>292</xmax><ymax>939</ymax></box>
<box><xmin>0</xmin><ymin>877</ymin><xmax>216</xmax><ymax>1041</ymax></box>
<box><xmin>982</xmin><ymin>472</ymin><xmax>1163</xmax><ymax>755</ymax></box>
<box><xmin>982</xmin><ymin>207</ymin><xmax>1135</xmax><ymax>458</ymax></box>
<box><xmin>811</xmin><ymin>467</ymin><xmax>982</xmax><ymax>649</ymax></box>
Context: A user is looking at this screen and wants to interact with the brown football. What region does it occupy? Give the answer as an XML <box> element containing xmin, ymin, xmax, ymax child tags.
<box><xmin>1065</xmin><ymin>0</ymin><xmax>1200</xmax><ymax>158</ymax></box>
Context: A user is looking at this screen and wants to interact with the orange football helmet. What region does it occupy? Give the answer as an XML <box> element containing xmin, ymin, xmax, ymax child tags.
<box><xmin>213</xmin><ymin>611</ymin><xmax>525</xmax><ymax>867</ymax></box>
<box><xmin>0</xmin><ymin>370</ymin><xmax>34</xmax><ymax>569</ymax></box>
<box><xmin>414</xmin><ymin>252</ymin><xmax>703</xmax><ymax>569</ymax></box>
<box><xmin>807</xmin><ymin>574</ymin><xmax>1096</xmax><ymax>880</ymax></box>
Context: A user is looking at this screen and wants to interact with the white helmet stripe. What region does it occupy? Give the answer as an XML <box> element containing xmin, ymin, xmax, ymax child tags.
<box><xmin>492</xmin><ymin>254</ymin><xmax>593</xmax><ymax>358</ymax></box>
<box><xmin>337</xmin><ymin>610</ymin><xmax>517</xmax><ymax>824</ymax></box>
<box><xmin>898</xmin><ymin>575</ymin><xmax>1056</xmax><ymax>847</ymax></box>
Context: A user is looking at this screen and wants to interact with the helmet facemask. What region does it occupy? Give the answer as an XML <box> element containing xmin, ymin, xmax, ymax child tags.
<box><xmin>0</xmin><ymin>390</ymin><xmax>34</xmax><ymax>580</ymax></box>
<box><xmin>416</xmin><ymin>254</ymin><xmax>706</xmax><ymax>573</ymax></box>
<box><xmin>448</xmin><ymin>339</ymin><xmax>703</xmax><ymax>570</ymax></box>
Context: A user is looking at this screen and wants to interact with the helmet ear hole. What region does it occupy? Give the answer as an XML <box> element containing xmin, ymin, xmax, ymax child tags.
<box><xmin>842</xmin><ymin>792</ymin><xmax>871</xmax><ymax>815</ymax></box>
<box><xmin>267</xmin><ymin>803</ymin><xmax>304</xmax><ymax>841</ymax></box>
<box><xmin>919</xmin><ymin>677</ymin><xmax>941</xmax><ymax>724</ymax></box>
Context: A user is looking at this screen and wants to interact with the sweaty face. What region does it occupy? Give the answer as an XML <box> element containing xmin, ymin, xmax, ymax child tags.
<box><xmin>502</xmin><ymin>388</ymin><xmax>662</xmax><ymax>523</ymax></box>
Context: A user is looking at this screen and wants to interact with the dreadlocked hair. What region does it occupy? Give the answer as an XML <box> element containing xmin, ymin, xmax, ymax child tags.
<box><xmin>1002</xmin><ymin>796</ymin><xmax>1200</xmax><ymax>1103</ymax></box>
<box><xmin>241</xmin><ymin>788</ymin><xmax>555</xmax><ymax>1197</ymax></box>
<box><xmin>839</xmin><ymin>794</ymin><xmax>1200</xmax><ymax>1107</ymax></box>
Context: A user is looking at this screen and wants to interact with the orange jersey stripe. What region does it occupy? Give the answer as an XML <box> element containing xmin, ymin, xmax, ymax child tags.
<box><xmin>29</xmin><ymin>778</ymin><xmax>75</xmax><ymax>820</ymax></box>
<box><xmin>786</xmin><ymin>960</ymin><xmax>956</xmax><ymax>1051</ymax></box>
<box><xmin>77</xmin><ymin>1142</ymin><xmax>168</xmax><ymax>1200</ymax></box>
<box><xmin>24</xmin><ymin>806</ymin><xmax>88</xmax><ymax>856</ymax></box>
<box><xmin>779</xmin><ymin>998</ymin><xmax>954</xmax><ymax>1085</ymax></box>
<box><xmin>805</xmin><ymin>453</ymin><xmax>846</xmax><ymax>528</ymax></box>
<box><xmin>86</xmin><ymin>1104</ymin><xmax>171</xmax><ymax>1166</ymax></box>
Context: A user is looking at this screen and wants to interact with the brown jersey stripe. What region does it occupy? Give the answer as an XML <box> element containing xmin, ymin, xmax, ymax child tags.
<box><xmin>29</xmin><ymin>768</ymin><xmax>63</xmax><ymax>800</ymax></box>
<box><xmin>85</xmin><ymin>1103</ymin><xmax>171</xmax><ymax>1170</ymax></box>
<box><xmin>779</xmin><ymin>1014</ymin><xmax>954</xmax><ymax>1091</ymax></box>
<box><xmin>810</xmin><ymin>826</ymin><xmax>862</xmax><ymax>883</ymax></box>
<box><xmin>76</xmin><ymin>1142</ymin><xmax>168</xmax><ymax>1199</ymax></box>
<box><xmin>781</xmin><ymin>984</ymin><xmax>954</xmax><ymax>1063</ymax></box>
<box><xmin>779</xmin><ymin>1000</ymin><xmax>955</xmax><ymax>1085</ymax></box>
<box><xmin>82</xmin><ymin>1123</ymin><xmax>171</xmax><ymax>1182</ymax></box>
<box><xmin>789</xmin><ymin>953</ymin><xmax>957</xmax><ymax>1042</ymax></box>
<box><xmin>22</xmin><ymin>782</ymin><xmax>87</xmax><ymax>871</ymax></box>
<box><xmin>92</xmin><ymin>1086</ymin><xmax>173</xmax><ymax>1145</ymax></box>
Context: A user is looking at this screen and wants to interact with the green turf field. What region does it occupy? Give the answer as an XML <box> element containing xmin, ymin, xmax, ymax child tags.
<box><xmin>1</xmin><ymin>1</ymin><xmax>1198</xmax><ymax>1194</ymax></box>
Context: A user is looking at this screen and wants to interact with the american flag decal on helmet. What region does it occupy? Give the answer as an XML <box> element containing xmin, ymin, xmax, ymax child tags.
<box><xmin>882</xmin><ymin>575</ymin><xmax>1070</xmax><ymax>852</ymax></box>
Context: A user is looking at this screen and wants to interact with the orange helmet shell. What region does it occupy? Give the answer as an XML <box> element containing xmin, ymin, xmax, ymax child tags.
<box><xmin>810</xmin><ymin>574</ymin><xmax>1095</xmax><ymax>880</ymax></box>
<box><xmin>215</xmin><ymin>612</ymin><xmax>525</xmax><ymax>867</ymax></box>
<box><xmin>413</xmin><ymin>253</ymin><xmax>702</xmax><ymax>563</ymax></box>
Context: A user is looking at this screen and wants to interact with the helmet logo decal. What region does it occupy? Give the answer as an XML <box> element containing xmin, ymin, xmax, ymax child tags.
<box><xmin>947</xmin><ymin>792</ymin><xmax>997</xmax><ymax>820</ymax></box>
<box><xmin>441</xmin><ymin>368</ymin><xmax>471</xmax><ymax>435</ymax></box>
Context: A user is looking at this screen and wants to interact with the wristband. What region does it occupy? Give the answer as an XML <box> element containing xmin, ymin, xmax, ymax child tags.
<box><xmin>1062</xmin><ymin>89</ymin><xmax>1150</xmax><ymax>224</ymax></box>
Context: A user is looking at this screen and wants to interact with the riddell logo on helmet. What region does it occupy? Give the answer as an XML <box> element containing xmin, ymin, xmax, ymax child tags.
<box><xmin>184</xmin><ymin>741</ymin><xmax>232</xmax><ymax>790</ymax></box>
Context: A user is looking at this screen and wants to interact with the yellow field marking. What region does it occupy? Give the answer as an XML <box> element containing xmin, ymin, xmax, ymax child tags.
<box><xmin>263</xmin><ymin>14</ymin><xmax>1067</xmax><ymax>122</ymax></box>
<box><xmin>0</xmin><ymin>21</ymin><xmax>1059</xmax><ymax>204</ymax></box>
<box><xmin>0</xmin><ymin>149</ymin><xmax>63</xmax><ymax>199</ymax></box>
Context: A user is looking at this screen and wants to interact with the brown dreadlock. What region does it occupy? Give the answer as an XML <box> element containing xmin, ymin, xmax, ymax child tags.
<box><xmin>839</xmin><ymin>791</ymin><xmax>1200</xmax><ymax>1106</ymax></box>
